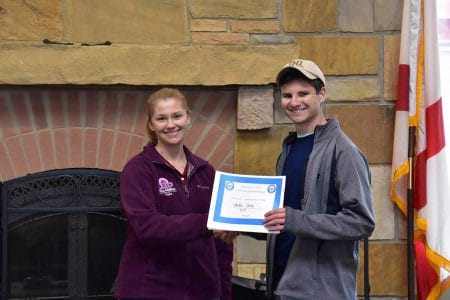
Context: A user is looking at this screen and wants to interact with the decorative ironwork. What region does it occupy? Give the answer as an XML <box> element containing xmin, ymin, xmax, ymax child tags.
<box><xmin>1</xmin><ymin>168</ymin><xmax>124</xmax><ymax>300</ymax></box>
<box><xmin>4</xmin><ymin>169</ymin><xmax>120</xmax><ymax>211</ymax></box>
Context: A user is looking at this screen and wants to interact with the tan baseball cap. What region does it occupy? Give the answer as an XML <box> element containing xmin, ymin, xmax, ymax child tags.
<box><xmin>276</xmin><ymin>59</ymin><xmax>326</xmax><ymax>87</ymax></box>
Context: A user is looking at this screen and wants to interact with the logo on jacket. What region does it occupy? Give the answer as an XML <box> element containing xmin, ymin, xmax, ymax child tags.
<box><xmin>158</xmin><ymin>178</ymin><xmax>177</xmax><ymax>196</ymax></box>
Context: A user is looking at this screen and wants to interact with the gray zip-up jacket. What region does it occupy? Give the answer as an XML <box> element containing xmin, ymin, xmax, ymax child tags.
<box><xmin>266</xmin><ymin>119</ymin><xmax>375</xmax><ymax>300</ymax></box>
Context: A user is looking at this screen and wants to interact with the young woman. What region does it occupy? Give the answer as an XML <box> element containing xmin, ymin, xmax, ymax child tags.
<box><xmin>115</xmin><ymin>88</ymin><xmax>233</xmax><ymax>300</ymax></box>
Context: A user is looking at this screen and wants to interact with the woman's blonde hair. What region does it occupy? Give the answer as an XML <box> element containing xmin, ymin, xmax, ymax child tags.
<box><xmin>146</xmin><ymin>88</ymin><xmax>190</xmax><ymax>145</ymax></box>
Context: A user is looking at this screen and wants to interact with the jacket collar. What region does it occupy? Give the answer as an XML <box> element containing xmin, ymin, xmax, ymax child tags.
<box><xmin>142</xmin><ymin>143</ymin><xmax>208</xmax><ymax>168</ymax></box>
<box><xmin>285</xmin><ymin>119</ymin><xmax>339</xmax><ymax>144</ymax></box>
<box><xmin>314</xmin><ymin>119</ymin><xmax>339</xmax><ymax>141</ymax></box>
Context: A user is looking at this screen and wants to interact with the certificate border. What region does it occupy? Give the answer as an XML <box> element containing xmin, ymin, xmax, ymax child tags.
<box><xmin>213</xmin><ymin>173</ymin><xmax>284</xmax><ymax>225</ymax></box>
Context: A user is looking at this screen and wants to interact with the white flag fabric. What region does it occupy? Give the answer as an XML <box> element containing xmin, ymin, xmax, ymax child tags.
<box><xmin>391</xmin><ymin>0</ymin><xmax>450</xmax><ymax>298</ymax></box>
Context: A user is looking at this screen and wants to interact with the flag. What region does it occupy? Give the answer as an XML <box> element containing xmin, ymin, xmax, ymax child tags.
<box><xmin>391</xmin><ymin>0</ymin><xmax>450</xmax><ymax>299</ymax></box>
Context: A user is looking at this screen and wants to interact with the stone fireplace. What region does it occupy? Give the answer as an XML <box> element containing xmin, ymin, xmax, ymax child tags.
<box><xmin>0</xmin><ymin>0</ymin><xmax>407</xmax><ymax>298</ymax></box>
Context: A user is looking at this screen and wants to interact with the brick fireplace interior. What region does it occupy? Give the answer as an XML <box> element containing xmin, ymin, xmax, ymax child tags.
<box><xmin>0</xmin><ymin>87</ymin><xmax>236</xmax><ymax>180</ymax></box>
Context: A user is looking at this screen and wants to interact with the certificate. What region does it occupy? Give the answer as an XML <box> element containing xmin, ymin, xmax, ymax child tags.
<box><xmin>207</xmin><ymin>171</ymin><xmax>285</xmax><ymax>233</ymax></box>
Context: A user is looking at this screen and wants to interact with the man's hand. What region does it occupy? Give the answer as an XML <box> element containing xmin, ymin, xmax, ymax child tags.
<box><xmin>264</xmin><ymin>208</ymin><xmax>286</xmax><ymax>232</ymax></box>
<box><xmin>213</xmin><ymin>230</ymin><xmax>239</xmax><ymax>244</ymax></box>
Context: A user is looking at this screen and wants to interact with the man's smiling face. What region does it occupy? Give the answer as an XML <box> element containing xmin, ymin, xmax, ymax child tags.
<box><xmin>280</xmin><ymin>79</ymin><xmax>326</xmax><ymax>133</ymax></box>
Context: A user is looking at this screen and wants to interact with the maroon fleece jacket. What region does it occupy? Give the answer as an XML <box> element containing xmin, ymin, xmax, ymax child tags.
<box><xmin>115</xmin><ymin>144</ymin><xmax>233</xmax><ymax>300</ymax></box>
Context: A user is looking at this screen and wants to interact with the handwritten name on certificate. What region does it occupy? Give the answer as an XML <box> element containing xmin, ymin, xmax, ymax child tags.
<box><xmin>207</xmin><ymin>171</ymin><xmax>285</xmax><ymax>233</ymax></box>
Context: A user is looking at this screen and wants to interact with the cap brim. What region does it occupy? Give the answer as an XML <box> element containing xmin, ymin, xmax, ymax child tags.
<box><xmin>276</xmin><ymin>67</ymin><xmax>318</xmax><ymax>85</ymax></box>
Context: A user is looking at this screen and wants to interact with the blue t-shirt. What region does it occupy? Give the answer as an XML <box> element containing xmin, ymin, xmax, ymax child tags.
<box><xmin>273</xmin><ymin>133</ymin><xmax>314</xmax><ymax>291</ymax></box>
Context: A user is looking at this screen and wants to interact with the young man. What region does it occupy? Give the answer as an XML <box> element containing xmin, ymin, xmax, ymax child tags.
<box><xmin>264</xmin><ymin>59</ymin><xmax>375</xmax><ymax>300</ymax></box>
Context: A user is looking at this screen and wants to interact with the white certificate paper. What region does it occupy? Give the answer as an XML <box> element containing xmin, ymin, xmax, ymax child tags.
<box><xmin>207</xmin><ymin>171</ymin><xmax>285</xmax><ymax>233</ymax></box>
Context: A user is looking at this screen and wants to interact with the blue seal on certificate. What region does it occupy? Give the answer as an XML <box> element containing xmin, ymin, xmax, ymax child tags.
<box><xmin>267</xmin><ymin>184</ymin><xmax>277</xmax><ymax>193</ymax></box>
<box><xmin>225</xmin><ymin>181</ymin><xmax>235</xmax><ymax>191</ymax></box>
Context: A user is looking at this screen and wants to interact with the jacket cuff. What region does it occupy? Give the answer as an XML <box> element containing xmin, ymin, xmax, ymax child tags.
<box><xmin>284</xmin><ymin>206</ymin><xmax>300</xmax><ymax>233</ymax></box>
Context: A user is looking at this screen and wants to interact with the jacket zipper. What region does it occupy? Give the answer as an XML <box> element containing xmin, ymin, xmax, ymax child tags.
<box><xmin>153</xmin><ymin>159</ymin><xmax>203</xmax><ymax>298</ymax></box>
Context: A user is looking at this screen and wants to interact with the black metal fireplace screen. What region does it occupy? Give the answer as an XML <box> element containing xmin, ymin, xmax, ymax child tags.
<box><xmin>1</xmin><ymin>169</ymin><xmax>127</xmax><ymax>300</ymax></box>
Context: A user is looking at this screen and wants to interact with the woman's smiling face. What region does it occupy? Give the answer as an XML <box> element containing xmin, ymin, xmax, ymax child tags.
<box><xmin>147</xmin><ymin>97</ymin><xmax>191</xmax><ymax>147</ymax></box>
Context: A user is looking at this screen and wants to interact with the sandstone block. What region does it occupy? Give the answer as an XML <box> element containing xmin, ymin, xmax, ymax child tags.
<box><xmin>384</xmin><ymin>35</ymin><xmax>401</xmax><ymax>100</ymax></box>
<box><xmin>236</xmin><ymin>235</ymin><xmax>266</xmax><ymax>263</ymax></box>
<box><xmin>231</xmin><ymin>21</ymin><xmax>279</xmax><ymax>33</ymax></box>
<box><xmin>251</xmin><ymin>34</ymin><xmax>296</xmax><ymax>45</ymax></box>
<box><xmin>235</xmin><ymin>126</ymin><xmax>291</xmax><ymax>175</ymax></box>
<box><xmin>325</xmin><ymin>104</ymin><xmax>395</xmax><ymax>164</ymax></box>
<box><xmin>0</xmin><ymin>45</ymin><xmax>298</xmax><ymax>85</ymax></box>
<box><xmin>237</xmin><ymin>86</ymin><xmax>274</xmax><ymax>130</ymax></box>
<box><xmin>64</xmin><ymin>0</ymin><xmax>187</xmax><ymax>43</ymax></box>
<box><xmin>369</xmin><ymin>165</ymin><xmax>396</xmax><ymax>240</ymax></box>
<box><xmin>339</xmin><ymin>0</ymin><xmax>374</xmax><ymax>32</ymax></box>
<box><xmin>191</xmin><ymin>19</ymin><xmax>227</xmax><ymax>32</ymax></box>
<box><xmin>375</xmin><ymin>0</ymin><xmax>403</xmax><ymax>31</ymax></box>
<box><xmin>327</xmin><ymin>77</ymin><xmax>380</xmax><ymax>101</ymax></box>
<box><xmin>192</xmin><ymin>32</ymin><xmax>249</xmax><ymax>44</ymax></box>
<box><xmin>283</xmin><ymin>0</ymin><xmax>336</xmax><ymax>32</ymax></box>
<box><xmin>190</xmin><ymin>0</ymin><xmax>277</xmax><ymax>19</ymax></box>
<box><xmin>357</xmin><ymin>242</ymin><xmax>407</xmax><ymax>296</ymax></box>
<box><xmin>236</xmin><ymin>263</ymin><xmax>266</xmax><ymax>280</ymax></box>
<box><xmin>0</xmin><ymin>0</ymin><xmax>62</xmax><ymax>40</ymax></box>
<box><xmin>297</xmin><ymin>36</ymin><xmax>380</xmax><ymax>75</ymax></box>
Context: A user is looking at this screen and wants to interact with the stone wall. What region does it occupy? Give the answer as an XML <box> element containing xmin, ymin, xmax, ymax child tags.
<box><xmin>0</xmin><ymin>0</ymin><xmax>406</xmax><ymax>298</ymax></box>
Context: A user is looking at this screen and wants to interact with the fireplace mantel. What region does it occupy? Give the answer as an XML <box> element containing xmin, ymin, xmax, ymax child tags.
<box><xmin>0</xmin><ymin>44</ymin><xmax>297</xmax><ymax>86</ymax></box>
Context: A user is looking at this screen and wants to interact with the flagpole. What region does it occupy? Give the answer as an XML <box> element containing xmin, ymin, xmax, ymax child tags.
<box><xmin>407</xmin><ymin>125</ymin><xmax>416</xmax><ymax>300</ymax></box>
